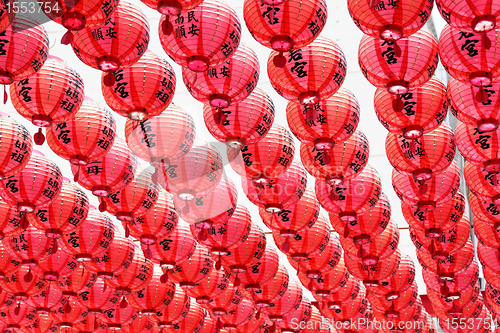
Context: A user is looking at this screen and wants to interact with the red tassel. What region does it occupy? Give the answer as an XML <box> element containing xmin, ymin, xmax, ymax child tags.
<box><xmin>120</xmin><ymin>297</ymin><xmax>128</xmax><ymax>308</ymax></box>
<box><xmin>429</xmin><ymin>239</ymin><xmax>436</xmax><ymax>256</ymax></box>
<box><xmin>20</xmin><ymin>213</ymin><xmax>28</xmax><ymax>230</ymax></box>
<box><xmin>312</xmin><ymin>301</ymin><xmax>320</xmax><ymax>309</ymax></box>
<box><xmin>370</xmin><ymin>0</ymin><xmax>378</xmax><ymax>7</ymax></box>
<box><xmin>322</xmin><ymin>151</ymin><xmax>331</xmax><ymax>165</ymax></box>
<box><xmin>160</xmin><ymin>272</ymin><xmax>168</xmax><ymax>284</ymax></box>
<box><xmin>198</xmin><ymin>228</ymin><xmax>208</xmax><ymax>242</ymax></box>
<box><xmin>280</xmin><ymin>238</ymin><xmax>291</xmax><ymax>253</ymax></box>
<box><xmin>308</xmin><ymin>280</ymin><xmax>313</xmax><ymax>291</ymax></box>
<box><xmin>357</xmin><ymin>245</ymin><xmax>366</xmax><ymax>259</ymax></box>
<box><xmin>234</xmin><ymin>273</ymin><xmax>241</xmax><ymax>287</ymax></box>
<box><xmin>103</xmin><ymin>73</ymin><xmax>116</xmax><ymax>87</ymax></box>
<box><xmin>409</xmin><ymin>138</ymin><xmax>416</xmax><ymax>154</ymax></box>
<box><xmin>273</xmin><ymin>52</ymin><xmax>286</xmax><ymax>68</ymax></box>
<box><xmin>476</xmin><ymin>86</ymin><xmax>489</xmax><ymax>103</ymax></box>
<box><xmin>144</xmin><ymin>245</ymin><xmax>152</xmax><ymax>259</ymax></box>
<box><xmin>73</xmin><ymin>168</ymin><xmax>80</xmax><ymax>182</ymax></box>
<box><xmin>216</xmin><ymin>318</ymin><xmax>223</xmax><ymax>330</ymax></box>
<box><xmin>214</xmin><ymin>108</ymin><xmax>226</xmax><ymax>125</ymax></box>
<box><xmin>98</xmin><ymin>200</ymin><xmax>106</xmax><ymax>212</ymax></box>
<box><xmin>215</xmin><ymin>257</ymin><xmax>222</xmax><ymax>271</ymax></box>
<box><xmin>52</xmin><ymin>239</ymin><xmax>58</xmax><ymax>255</ymax></box>
<box><xmin>24</xmin><ymin>269</ymin><xmax>33</xmax><ymax>283</ymax></box>
<box><xmin>392</xmin><ymin>96</ymin><xmax>403</xmax><ymax>112</ymax></box>
<box><xmin>34</xmin><ymin>128</ymin><xmax>45</xmax><ymax>145</ymax></box>
<box><xmin>64</xmin><ymin>300</ymin><xmax>72</xmax><ymax>313</ymax></box>
<box><xmin>343</xmin><ymin>225</ymin><xmax>350</xmax><ymax>238</ymax></box>
<box><xmin>3</xmin><ymin>85</ymin><xmax>6</xmax><ymax>104</ymax></box>
<box><xmin>14</xmin><ymin>303</ymin><xmax>20</xmax><ymax>316</ymax></box>
<box><xmin>305</xmin><ymin>105</ymin><xmax>318</xmax><ymax>122</ymax></box>
<box><xmin>182</xmin><ymin>203</ymin><xmax>190</xmax><ymax>215</ymax></box>
<box><xmin>162</xmin><ymin>17</ymin><xmax>173</xmax><ymax>35</ymax></box>
<box><xmin>270</xmin><ymin>323</ymin><xmax>276</xmax><ymax>333</ymax></box>
<box><xmin>61</xmin><ymin>30</ymin><xmax>74</xmax><ymax>45</ymax></box>
<box><xmin>125</xmin><ymin>223</ymin><xmax>130</xmax><ymax>238</ymax></box>
<box><xmin>256</xmin><ymin>308</ymin><xmax>260</xmax><ymax>320</ymax></box>
<box><xmin>94</xmin><ymin>319</ymin><xmax>99</xmax><ymax>330</ymax></box>
<box><xmin>483</xmin><ymin>32</ymin><xmax>492</xmax><ymax>50</ymax></box>
<box><xmin>441</xmin><ymin>282</ymin><xmax>449</xmax><ymax>295</ymax></box>
<box><xmin>394</xmin><ymin>41</ymin><xmax>402</xmax><ymax>57</ymax></box>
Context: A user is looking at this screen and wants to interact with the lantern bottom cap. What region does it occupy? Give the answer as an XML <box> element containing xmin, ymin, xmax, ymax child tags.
<box><xmin>32</xmin><ymin>114</ymin><xmax>52</xmax><ymax>127</ymax></box>
<box><xmin>157</xmin><ymin>0</ymin><xmax>181</xmax><ymax>15</ymax></box>
<box><xmin>62</xmin><ymin>12</ymin><xmax>86</xmax><ymax>30</ymax></box>
<box><xmin>270</xmin><ymin>35</ymin><xmax>293</xmax><ymax>52</ymax></box>
<box><xmin>380</xmin><ymin>24</ymin><xmax>403</xmax><ymax>41</ymax></box>
<box><xmin>472</xmin><ymin>15</ymin><xmax>496</xmax><ymax>32</ymax></box>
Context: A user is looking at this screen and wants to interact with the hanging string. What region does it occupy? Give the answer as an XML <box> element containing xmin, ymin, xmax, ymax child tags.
<box><xmin>482</xmin><ymin>31</ymin><xmax>492</xmax><ymax>50</ymax></box>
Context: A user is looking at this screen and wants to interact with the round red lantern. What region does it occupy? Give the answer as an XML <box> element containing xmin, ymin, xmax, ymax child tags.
<box><xmin>259</xmin><ymin>187</ymin><xmax>319</xmax><ymax>237</ymax></box>
<box><xmin>374</xmin><ymin>76</ymin><xmax>447</xmax><ymax>139</ymax></box>
<box><xmin>0</xmin><ymin>242</ymin><xmax>21</xmax><ymax>279</ymax></box>
<box><xmin>141</xmin><ymin>0</ymin><xmax>203</xmax><ymax>15</ymax></box>
<box><xmin>435</xmin><ymin>0</ymin><xmax>500</xmax><ymax>33</ymax></box>
<box><xmin>286</xmin><ymin>87</ymin><xmax>360</xmax><ymax>148</ymax></box>
<box><xmin>0</xmin><ymin>197</ymin><xmax>27</xmax><ymax>240</ymax></box>
<box><xmin>235</xmin><ymin>311</ymin><xmax>272</xmax><ymax>333</ymax></box>
<box><xmin>33</xmin><ymin>245</ymin><xmax>78</xmax><ymax>281</ymax></box>
<box><xmin>205</xmin><ymin>283</ymin><xmax>244</xmax><ymax>317</ymax></box>
<box><xmin>372</xmin><ymin>297</ymin><xmax>422</xmax><ymax>328</ymax></box>
<box><xmin>227</xmin><ymin>124</ymin><xmax>294</xmax><ymax>183</ymax></box>
<box><xmin>348</xmin><ymin>0</ymin><xmax>433</xmax><ymax>41</ymax></box>
<box><xmin>322</xmin><ymin>288</ymin><xmax>368</xmax><ymax>323</ymax></box>
<box><xmin>5</xmin><ymin>225</ymin><xmax>55</xmax><ymax>267</ymax></box>
<box><xmin>127</xmin><ymin>266</ymin><xmax>175</xmax><ymax>315</ymax></box>
<box><xmin>26</xmin><ymin>284</ymin><xmax>63</xmax><ymax>315</ymax></box>
<box><xmin>27</xmin><ymin>179</ymin><xmax>89</xmax><ymax>239</ymax></box>
<box><xmin>368</xmin><ymin>254</ymin><xmax>416</xmax><ymax>300</ymax></box>
<box><xmin>300</xmin><ymin>130</ymin><xmax>369</xmax><ymax>183</ymax></box>
<box><xmin>237</xmin><ymin>244</ymin><xmax>280</xmax><ymax>293</ymax></box>
<box><xmin>320</xmin><ymin>276</ymin><xmax>360</xmax><ymax>308</ymax></box>
<box><xmin>315</xmin><ymin>164</ymin><xmax>382</xmax><ymax>218</ymax></box>
<box><xmin>439</xmin><ymin>24</ymin><xmax>500</xmax><ymax>87</ymax></box>
<box><xmin>0</xmin><ymin>151</ymin><xmax>62</xmax><ymax>213</ymax></box>
<box><xmin>358</xmin><ymin>28</ymin><xmax>439</xmax><ymax>95</ymax></box>
<box><xmin>418</xmin><ymin>240</ymin><xmax>475</xmax><ymax>277</ymax></box>
<box><xmin>456</xmin><ymin>122</ymin><xmax>500</xmax><ymax>171</ymax></box>
<box><xmin>54</xmin><ymin>264</ymin><xmax>97</xmax><ymax>299</ymax></box>
<box><xmin>168</xmin><ymin>245</ymin><xmax>214</xmax><ymax>289</ymax></box>
<box><xmin>102</xmin><ymin>50</ymin><xmax>176</xmax><ymax>121</ymax></box>
<box><xmin>203</xmin><ymin>87</ymin><xmax>275</xmax><ymax>148</ymax></box>
<box><xmin>292</xmin><ymin>235</ymin><xmax>343</xmax><ymax>279</ymax></box>
<box><xmin>345</xmin><ymin>249</ymin><xmax>401</xmax><ymax>287</ymax></box>
<box><xmin>100</xmin><ymin>301</ymin><xmax>138</xmax><ymax>330</ymax></box>
<box><xmin>187</xmin><ymin>268</ymin><xmax>230</xmax><ymax>305</ymax></box>
<box><xmin>478</xmin><ymin>241</ymin><xmax>500</xmax><ymax>275</ymax></box>
<box><xmin>428</xmin><ymin>281</ymin><xmax>480</xmax><ymax>316</ymax></box>
<box><xmin>368</xmin><ymin>282</ymin><xmax>418</xmax><ymax>312</ymax></box>
<box><xmin>469</xmin><ymin>191</ymin><xmax>500</xmax><ymax>223</ymax></box>
<box><xmin>152</xmin><ymin>284</ymin><xmax>190</xmax><ymax>328</ymax></box>
<box><xmin>120</xmin><ymin>314</ymin><xmax>155</xmax><ymax>333</ymax></box>
<box><xmin>60</xmin><ymin>208</ymin><xmax>115</xmax><ymax>262</ymax></box>
<box><xmin>220</xmin><ymin>298</ymin><xmax>255</xmax><ymax>330</ymax></box>
<box><xmin>22</xmin><ymin>315</ymin><xmax>60</xmax><ymax>333</ymax></box>
<box><xmin>392</xmin><ymin>160</ymin><xmax>461</xmax><ymax>208</ymax></box>
<box><xmin>106</xmin><ymin>248</ymin><xmax>153</xmax><ymax>297</ymax></box>
<box><xmin>159</xmin><ymin>0</ymin><xmax>241</xmax><ymax>72</ymax></box>
<box><xmin>183</xmin><ymin>43</ymin><xmax>259</xmax><ymax>109</ymax></box>
<box><xmin>128</xmin><ymin>190</ymin><xmax>178</xmax><ymax>247</ymax></box>
<box><xmin>165</xmin><ymin>301</ymin><xmax>205</xmax><ymax>333</ymax></box>
<box><xmin>72</xmin><ymin>137</ymin><xmax>137</xmax><ymax>200</ymax></box>
<box><xmin>474</xmin><ymin>217</ymin><xmax>500</xmax><ymax>248</ymax></box>
<box><xmin>0</xmin><ymin>302</ymin><xmax>36</xmax><ymax>331</ymax></box>
<box><xmin>250</xmin><ymin>264</ymin><xmax>289</xmax><ymax>310</ymax></box>
<box><xmin>464</xmin><ymin>161</ymin><xmax>500</xmax><ymax>203</ymax></box>
<box><xmin>275</xmin><ymin>298</ymin><xmax>311</xmax><ymax>333</ymax></box>
<box><xmin>0</xmin><ymin>2</ymin><xmax>14</xmax><ymax>35</ymax></box>
<box><xmin>265</xmin><ymin>277</ymin><xmax>303</xmax><ymax>324</ymax></box>
<box><xmin>0</xmin><ymin>114</ymin><xmax>32</xmax><ymax>180</ymax></box>
<box><xmin>2</xmin><ymin>266</ymin><xmax>47</xmax><ymax>301</ymax></box>
<box><xmin>244</xmin><ymin>0</ymin><xmax>327</xmax><ymax>59</ymax></box>
<box><xmin>243</xmin><ymin>160</ymin><xmax>306</xmax><ymax>214</ymax></box>
<box><xmin>46</xmin><ymin>98</ymin><xmax>116</xmax><ymax>170</ymax></box>
<box><xmin>71</xmin><ymin>1</ymin><xmax>150</xmax><ymax>86</ymax></box>
<box><xmin>268</xmin><ymin>37</ymin><xmax>346</xmax><ymax>105</ymax></box>
<box><xmin>77</xmin><ymin>278</ymin><xmax>117</xmax><ymax>314</ymax></box>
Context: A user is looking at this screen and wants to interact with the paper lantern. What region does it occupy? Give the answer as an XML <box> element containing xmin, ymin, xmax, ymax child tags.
<box><xmin>0</xmin><ymin>114</ymin><xmax>32</xmax><ymax>180</ymax></box>
<box><xmin>265</xmin><ymin>277</ymin><xmax>303</xmax><ymax>323</ymax></box>
<box><xmin>187</xmin><ymin>267</ymin><xmax>229</xmax><ymax>306</ymax></box>
<box><xmin>141</xmin><ymin>0</ymin><xmax>203</xmax><ymax>15</ymax></box>
<box><xmin>99</xmin><ymin>301</ymin><xmax>138</xmax><ymax>330</ymax></box>
<box><xmin>164</xmin><ymin>301</ymin><xmax>205</xmax><ymax>333</ymax></box>
<box><xmin>205</xmin><ymin>282</ymin><xmax>244</xmax><ymax>317</ymax></box>
<box><xmin>0</xmin><ymin>302</ymin><xmax>36</xmax><ymax>330</ymax></box>
<box><xmin>292</xmin><ymin>235</ymin><xmax>343</xmax><ymax>279</ymax></box>
<box><xmin>250</xmin><ymin>264</ymin><xmax>289</xmax><ymax>310</ymax></box>
<box><xmin>219</xmin><ymin>298</ymin><xmax>255</xmax><ymax>330</ymax></box>
<box><xmin>0</xmin><ymin>197</ymin><xmax>26</xmax><ymax>240</ymax></box>
<box><xmin>0</xmin><ymin>242</ymin><xmax>21</xmax><ymax>279</ymax></box>
<box><xmin>274</xmin><ymin>298</ymin><xmax>311</xmax><ymax>333</ymax></box>
<box><xmin>2</xmin><ymin>266</ymin><xmax>47</xmax><ymax>301</ymax></box>
<box><xmin>28</xmin><ymin>285</ymin><xmax>64</xmax><ymax>315</ymax></box>
<box><xmin>344</xmin><ymin>249</ymin><xmax>401</xmax><ymax>287</ymax></box>
<box><xmin>168</xmin><ymin>245</ymin><xmax>214</xmax><ymax>289</ymax></box>
<box><xmin>418</xmin><ymin>240</ymin><xmax>475</xmax><ymax>277</ymax></box>
<box><xmin>478</xmin><ymin>241</ymin><xmax>500</xmax><ymax>275</ymax></box>
<box><xmin>5</xmin><ymin>225</ymin><xmax>55</xmax><ymax>267</ymax></box>
<box><xmin>151</xmin><ymin>284</ymin><xmax>190</xmax><ymax>329</ymax></box>
<box><xmin>54</xmin><ymin>264</ymin><xmax>97</xmax><ymax>299</ymax></box>
<box><xmin>368</xmin><ymin>254</ymin><xmax>416</xmax><ymax>299</ymax></box>
<box><xmin>77</xmin><ymin>278</ymin><xmax>118</xmax><ymax>314</ymax></box>
<box><xmin>322</xmin><ymin>288</ymin><xmax>368</xmax><ymax>323</ymax></box>
<box><xmin>236</xmin><ymin>244</ymin><xmax>280</xmax><ymax>293</ymax></box>
<box><xmin>33</xmin><ymin>245</ymin><xmax>78</xmax><ymax>281</ymax></box>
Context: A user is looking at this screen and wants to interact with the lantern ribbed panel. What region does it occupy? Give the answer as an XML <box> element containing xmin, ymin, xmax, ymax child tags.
<box><xmin>427</xmin><ymin>282</ymin><xmax>480</xmax><ymax>311</ymax></box>
<box><xmin>464</xmin><ymin>161</ymin><xmax>500</xmax><ymax>202</ymax></box>
<box><xmin>2</xmin><ymin>266</ymin><xmax>47</xmax><ymax>300</ymax></box>
<box><xmin>0</xmin><ymin>2</ymin><xmax>13</xmax><ymax>34</ymax></box>
<box><xmin>41</xmin><ymin>0</ymin><xmax>112</xmax><ymax>30</ymax></box>
<box><xmin>0</xmin><ymin>242</ymin><xmax>20</xmax><ymax>279</ymax></box>
<box><xmin>5</xmin><ymin>225</ymin><xmax>55</xmax><ymax>266</ymax></box>
<box><xmin>323</xmin><ymin>277</ymin><xmax>360</xmax><ymax>305</ymax></box>
<box><xmin>484</xmin><ymin>268</ymin><xmax>500</xmax><ymax>290</ymax></box>
<box><xmin>147</xmin><ymin>220</ymin><xmax>196</xmax><ymax>268</ymax></box>
<box><xmin>425</xmin><ymin>262</ymin><xmax>479</xmax><ymax>303</ymax></box>
<box><xmin>286</xmin><ymin>87</ymin><xmax>360</xmax><ymax>145</ymax></box>
<box><xmin>85</xmin><ymin>230</ymin><xmax>135</xmax><ymax>279</ymax></box>
<box><xmin>358</xmin><ymin>28</ymin><xmax>439</xmax><ymax>93</ymax></box>
<box><xmin>71</xmin><ymin>1</ymin><xmax>150</xmax><ymax>73</ymax></box>
<box><xmin>299</xmin><ymin>258</ymin><xmax>349</xmax><ymax>296</ymax></box>
<box><xmin>100</xmin><ymin>301</ymin><xmax>138</xmax><ymax>329</ymax></box>
<box><xmin>33</xmin><ymin>246</ymin><xmax>78</xmax><ymax>282</ymax></box>
<box><xmin>249</xmin><ymin>264</ymin><xmax>288</xmax><ymax>307</ymax></box>
<box><xmin>220</xmin><ymin>298</ymin><xmax>255</xmax><ymax>329</ymax></box>
<box><xmin>46</xmin><ymin>99</ymin><xmax>116</xmax><ymax>166</ymax></box>
<box><xmin>0</xmin><ymin>152</ymin><xmax>62</xmax><ymax>213</ymax></box>
<box><xmin>315</xmin><ymin>164</ymin><xmax>382</xmax><ymax>217</ymax></box>
<box><xmin>374</xmin><ymin>76</ymin><xmax>447</xmax><ymax>138</ymax></box>
<box><xmin>0</xmin><ymin>302</ymin><xmax>36</xmax><ymax>328</ymax></box>
<box><xmin>174</xmin><ymin>177</ymin><xmax>238</xmax><ymax>228</ymax></box>
<box><xmin>418</xmin><ymin>240</ymin><xmax>474</xmax><ymax>275</ymax></box>
<box><xmin>259</xmin><ymin>187</ymin><xmax>319</xmax><ymax>235</ymax></box>
<box><xmin>127</xmin><ymin>266</ymin><xmax>175</xmax><ymax>315</ymax></box>
<box><xmin>0</xmin><ymin>114</ymin><xmax>32</xmax><ymax>180</ymax></box>
<box><xmin>385</xmin><ymin>122</ymin><xmax>456</xmax><ymax>176</ymax></box>
<box><xmin>128</xmin><ymin>190</ymin><xmax>178</xmax><ymax>245</ymax></box>
<box><xmin>439</xmin><ymin>24</ymin><xmax>500</xmax><ymax>85</ymax></box>
<box><xmin>369</xmin><ymin>283</ymin><xmax>416</xmax><ymax>312</ymax></box>
<box><xmin>141</xmin><ymin>0</ymin><xmax>203</xmax><ymax>14</ymax></box>
<box><xmin>220</xmin><ymin>222</ymin><xmax>266</xmax><ymax>272</ymax></box>
<box><xmin>166</xmin><ymin>301</ymin><xmax>205</xmax><ymax>333</ymax></box>
<box><xmin>265</xmin><ymin>277</ymin><xmax>302</xmax><ymax>319</ymax></box>
<box><xmin>402</xmin><ymin>190</ymin><xmax>465</xmax><ymax>232</ymax></box>
<box><xmin>165</xmin><ymin>138</ymin><xmax>223</xmax><ymax>200</ymax></box>
<box><xmin>373</xmin><ymin>297</ymin><xmax>422</xmax><ymax>327</ymax></box>
<box><xmin>469</xmin><ymin>192</ymin><xmax>500</xmax><ymax>223</ymax></box>
<box><xmin>0</xmin><ymin>14</ymin><xmax>49</xmax><ymax>84</ymax></box>
<box><xmin>268</xmin><ymin>37</ymin><xmax>347</xmax><ymax>104</ymax></box>
<box><xmin>330</xmin><ymin>192</ymin><xmax>391</xmax><ymax>239</ymax></box>
<box><xmin>102</xmin><ymin>167</ymin><xmax>158</xmax><ymax>222</ymax></box>
<box><xmin>242</xmin><ymin>160</ymin><xmax>306</xmax><ymax>212</ymax></box>
<box><xmin>276</xmin><ymin>298</ymin><xmax>311</xmax><ymax>332</ymax></box>
<box><xmin>322</xmin><ymin>289</ymin><xmax>368</xmax><ymax>322</ymax></box>
<box><xmin>187</xmin><ymin>268</ymin><xmax>230</xmax><ymax>304</ymax></box>
<box><xmin>105</xmin><ymin>248</ymin><xmax>153</xmax><ymax>295</ymax></box>
<box><xmin>435</xmin><ymin>0</ymin><xmax>500</xmax><ymax>32</ymax></box>
<box><xmin>61</xmin><ymin>208</ymin><xmax>115</xmax><ymax>262</ymax></box>
<box><xmin>0</xmin><ymin>197</ymin><xmax>25</xmax><ymax>239</ymax></box>
<box><xmin>159</xmin><ymin>0</ymin><xmax>241</xmax><ymax>71</ymax></box>
<box><xmin>345</xmin><ymin>249</ymin><xmax>401</xmax><ymax>284</ymax></box>
<box><xmin>368</xmin><ymin>254</ymin><xmax>416</xmax><ymax>297</ymax></box>
<box><xmin>102</xmin><ymin>50</ymin><xmax>176</xmax><ymax>121</ymax></box>
<box><xmin>84</xmin><ymin>0</ymin><xmax>119</xmax><ymax>27</ymax></box>
<box><xmin>152</xmin><ymin>284</ymin><xmax>190</xmax><ymax>328</ymax></box>
<box><xmin>448</xmin><ymin>78</ymin><xmax>500</xmax><ymax>131</ymax></box>
<box><xmin>23</xmin><ymin>314</ymin><xmax>59</xmax><ymax>333</ymax></box>
<box><xmin>485</xmin><ymin>283</ymin><xmax>500</xmax><ymax>318</ymax></box>
<box><xmin>168</xmin><ymin>245</ymin><xmax>214</xmax><ymax>288</ymax></box>
<box><xmin>10</xmin><ymin>57</ymin><xmax>84</xmax><ymax>128</ymax></box>
<box><xmin>72</xmin><ymin>137</ymin><xmax>137</xmax><ymax>197</ymax></box>
<box><xmin>348</xmin><ymin>0</ymin><xmax>433</xmax><ymax>40</ymax></box>
<box><xmin>455</xmin><ymin>121</ymin><xmax>500</xmax><ymax>168</ymax></box>
<box><xmin>433</xmin><ymin>299</ymin><xmax>482</xmax><ymax>324</ymax></box>
<box><xmin>203</xmin><ymin>87</ymin><xmax>275</xmax><ymax>146</ymax></box>
<box><xmin>205</xmin><ymin>283</ymin><xmax>243</xmax><ymax>315</ymax></box>
<box><xmin>54</xmin><ymin>264</ymin><xmax>97</xmax><ymax>297</ymax></box>
<box><xmin>474</xmin><ymin>217</ymin><xmax>500</xmax><ymax>248</ymax></box>
<box><xmin>392</xmin><ymin>161</ymin><xmax>461</xmax><ymax>207</ymax></box>
<box><xmin>302</xmin><ymin>307</ymin><xmax>327</xmax><ymax>333</ymax></box>
<box><xmin>182</xmin><ymin>43</ymin><xmax>259</xmax><ymax>108</ymax></box>
<box><xmin>478</xmin><ymin>241</ymin><xmax>500</xmax><ymax>275</ymax></box>
<box><xmin>237</xmin><ymin>244</ymin><xmax>280</xmax><ymax>292</ymax></box>
<box><xmin>76</xmin><ymin>278</ymin><xmax>117</xmax><ymax>312</ymax></box>
<box><xmin>293</xmin><ymin>235</ymin><xmax>342</xmax><ymax>275</ymax></box>
<box><xmin>27</xmin><ymin>180</ymin><xmax>89</xmax><ymax>238</ymax></box>
<box><xmin>125</xmin><ymin>104</ymin><xmax>195</xmax><ymax>165</ymax></box>
<box><xmin>243</xmin><ymin>0</ymin><xmax>326</xmax><ymax>51</ymax></box>
<box><xmin>121</xmin><ymin>314</ymin><xmax>155</xmax><ymax>333</ymax></box>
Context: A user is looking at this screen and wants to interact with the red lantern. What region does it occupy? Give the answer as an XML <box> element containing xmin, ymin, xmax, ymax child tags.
<box><xmin>385</xmin><ymin>123</ymin><xmax>456</xmax><ymax>181</ymax></box>
<box><xmin>54</xmin><ymin>264</ymin><xmax>97</xmax><ymax>300</ymax></box>
<box><xmin>0</xmin><ymin>302</ymin><xmax>36</xmax><ymax>331</ymax></box>
<box><xmin>274</xmin><ymin>298</ymin><xmax>311</xmax><ymax>333</ymax></box>
<box><xmin>77</xmin><ymin>278</ymin><xmax>117</xmax><ymax>314</ymax></box>
<box><xmin>0</xmin><ymin>197</ymin><xmax>26</xmax><ymax>240</ymax></box>
<box><xmin>249</xmin><ymin>264</ymin><xmax>289</xmax><ymax>310</ymax></box>
<box><xmin>5</xmin><ymin>225</ymin><xmax>55</xmax><ymax>267</ymax></box>
<box><xmin>469</xmin><ymin>192</ymin><xmax>500</xmax><ymax>223</ymax></box>
<box><xmin>448</xmin><ymin>79</ymin><xmax>500</xmax><ymax>132</ymax></box>
<box><xmin>165</xmin><ymin>138</ymin><xmax>223</xmax><ymax>201</ymax></box>
<box><xmin>106</xmin><ymin>248</ymin><xmax>153</xmax><ymax>297</ymax></box>
<box><xmin>428</xmin><ymin>282</ymin><xmax>480</xmax><ymax>316</ymax></box>
<box><xmin>322</xmin><ymin>288</ymin><xmax>368</xmax><ymax>323</ymax></box>
<box><xmin>85</xmin><ymin>230</ymin><xmax>135</xmax><ymax>279</ymax></box>
<box><xmin>128</xmin><ymin>190</ymin><xmax>178</xmax><ymax>247</ymax></box>
<box><xmin>0</xmin><ymin>151</ymin><xmax>62</xmax><ymax>213</ymax></box>
<box><xmin>152</xmin><ymin>284</ymin><xmax>190</xmax><ymax>329</ymax></box>
<box><xmin>61</xmin><ymin>208</ymin><xmax>115</xmax><ymax>262</ymax></box>
<box><xmin>392</xmin><ymin>161</ymin><xmax>461</xmax><ymax>208</ymax></box>
<box><xmin>71</xmin><ymin>1</ymin><xmax>150</xmax><ymax>86</ymax></box>
<box><xmin>203</xmin><ymin>87</ymin><xmax>275</xmax><ymax>148</ymax></box>
<box><xmin>439</xmin><ymin>24</ymin><xmax>500</xmax><ymax>88</ymax></box>
<box><xmin>367</xmin><ymin>254</ymin><xmax>416</xmax><ymax>300</ymax></box>
<box><xmin>315</xmin><ymin>164</ymin><xmax>382</xmax><ymax>218</ymax></box>
<box><xmin>286</xmin><ymin>87</ymin><xmax>360</xmax><ymax>148</ymax></box>
<box><xmin>244</xmin><ymin>0</ymin><xmax>327</xmax><ymax>59</ymax></box>
<box><xmin>0</xmin><ymin>242</ymin><xmax>21</xmax><ymax>279</ymax></box>
<box><xmin>0</xmin><ymin>13</ymin><xmax>49</xmax><ymax>87</ymax></box>
<box><xmin>464</xmin><ymin>161</ymin><xmax>500</xmax><ymax>203</ymax></box>
<box><xmin>235</xmin><ymin>311</ymin><xmax>272</xmax><ymax>333</ymax></box>
<box><xmin>320</xmin><ymin>277</ymin><xmax>360</xmax><ymax>309</ymax></box>
<box><xmin>236</xmin><ymin>244</ymin><xmax>280</xmax><ymax>293</ymax></box>
<box><xmin>22</xmin><ymin>315</ymin><xmax>60</xmax><ymax>333</ymax></box>
<box><xmin>347</xmin><ymin>0</ymin><xmax>433</xmax><ymax>41</ymax></box>
<box><xmin>259</xmin><ymin>187</ymin><xmax>319</xmax><ymax>237</ymax></box>
<box><xmin>268</xmin><ymin>37</ymin><xmax>346</xmax><ymax>105</ymax></box>
<box><xmin>165</xmin><ymin>301</ymin><xmax>205</xmax><ymax>333</ymax></box>
<box><xmin>457</xmin><ymin>122</ymin><xmax>500</xmax><ymax>171</ymax></box>
<box><xmin>358</xmin><ymin>28</ymin><xmax>439</xmax><ymax>95</ymax></box>
<box><xmin>227</xmin><ymin>124</ymin><xmax>294</xmax><ymax>182</ymax></box>
<box><xmin>435</xmin><ymin>0</ymin><xmax>500</xmax><ymax>33</ymax></box>
<box><xmin>345</xmin><ymin>249</ymin><xmax>401</xmax><ymax>287</ymax></box>
<box><xmin>141</xmin><ymin>0</ymin><xmax>203</xmax><ymax>15</ymax></box>
<box><xmin>0</xmin><ymin>114</ymin><xmax>32</xmax><ymax>180</ymax></box>
<box><xmin>264</xmin><ymin>277</ymin><xmax>303</xmax><ymax>324</ymax></box>
<box><xmin>474</xmin><ymin>217</ymin><xmax>500</xmax><ymax>248</ymax></box>
<box><xmin>168</xmin><ymin>245</ymin><xmax>214</xmax><ymax>289</ymax></box>
<box><xmin>183</xmin><ymin>43</ymin><xmax>259</xmax><ymax>109</ymax></box>
<box><xmin>374</xmin><ymin>76</ymin><xmax>447</xmax><ymax>139</ymax></box>
<box><xmin>2</xmin><ymin>266</ymin><xmax>47</xmax><ymax>301</ymax></box>
<box><xmin>300</xmin><ymin>130</ymin><xmax>369</xmax><ymax>183</ymax></box>
<box><xmin>418</xmin><ymin>240</ymin><xmax>475</xmax><ymax>277</ymax></box>
<box><xmin>10</xmin><ymin>56</ymin><xmax>84</xmax><ymax>144</ymax></box>
<box><xmin>102</xmin><ymin>50</ymin><xmax>176</xmax><ymax>121</ymax></box>
<box><xmin>125</xmin><ymin>104</ymin><xmax>195</xmax><ymax>170</ymax></box>
<box><xmin>26</xmin><ymin>284</ymin><xmax>63</xmax><ymax>315</ymax></box>
<box><xmin>478</xmin><ymin>241</ymin><xmax>500</xmax><ymax>275</ymax></box>
<box><xmin>27</xmin><ymin>179</ymin><xmax>89</xmax><ymax>239</ymax></box>
<box><xmin>127</xmin><ymin>266</ymin><xmax>175</xmax><ymax>315</ymax></box>
<box><xmin>72</xmin><ymin>137</ymin><xmax>137</xmax><ymax>200</ymax></box>
<box><xmin>187</xmin><ymin>268</ymin><xmax>230</xmax><ymax>305</ymax></box>
<box><xmin>46</xmin><ymin>99</ymin><xmax>116</xmax><ymax>170</ymax></box>
<box><xmin>121</xmin><ymin>314</ymin><xmax>156</xmax><ymax>333</ymax></box>
<box><xmin>33</xmin><ymin>245</ymin><xmax>78</xmax><ymax>281</ymax></box>
<box><xmin>219</xmin><ymin>298</ymin><xmax>255</xmax><ymax>330</ymax></box>
<box><xmin>292</xmin><ymin>235</ymin><xmax>343</xmax><ymax>278</ymax></box>
<box><xmin>146</xmin><ymin>220</ymin><xmax>196</xmax><ymax>270</ymax></box>
<box><xmin>159</xmin><ymin>0</ymin><xmax>241</xmax><ymax>72</ymax></box>
<box><xmin>367</xmin><ymin>282</ymin><xmax>418</xmax><ymax>312</ymax></box>
<box><xmin>372</xmin><ymin>297</ymin><xmax>422</xmax><ymax>329</ymax></box>
<box><xmin>204</xmin><ymin>283</ymin><xmax>244</xmax><ymax>317</ymax></box>
<box><xmin>0</xmin><ymin>2</ymin><xmax>14</xmax><ymax>34</ymax></box>
<box><xmin>100</xmin><ymin>301</ymin><xmax>138</xmax><ymax>330</ymax></box>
